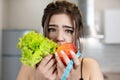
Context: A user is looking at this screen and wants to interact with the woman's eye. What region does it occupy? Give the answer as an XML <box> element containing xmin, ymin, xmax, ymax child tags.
<box><xmin>65</xmin><ymin>30</ymin><xmax>73</xmax><ymax>34</ymax></box>
<box><xmin>48</xmin><ymin>28</ymin><xmax>56</xmax><ymax>32</ymax></box>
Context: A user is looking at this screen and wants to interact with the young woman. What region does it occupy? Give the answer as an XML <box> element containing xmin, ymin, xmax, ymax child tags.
<box><xmin>17</xmin><ymin>0</ymin><xmax>104</xmax><ymax>80</ymax></box>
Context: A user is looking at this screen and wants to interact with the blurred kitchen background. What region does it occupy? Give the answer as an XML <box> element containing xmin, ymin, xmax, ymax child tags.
<box><xmin>0</xmin><ymin>0</ymin><xmax>120</xmax><ymax>80</ymax></box>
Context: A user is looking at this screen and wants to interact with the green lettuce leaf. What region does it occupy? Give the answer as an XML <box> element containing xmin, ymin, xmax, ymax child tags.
<box><xmin>17</xmin><ymin>31</ymin><xmax>58</xmax><ymax>67</ymax></box>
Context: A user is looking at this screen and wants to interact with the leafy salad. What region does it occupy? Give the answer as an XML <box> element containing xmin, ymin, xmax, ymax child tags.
<box><xmin>17</xmin><ymin>31</ymin><xmax>58</xmax><ymax>67</ymax></box>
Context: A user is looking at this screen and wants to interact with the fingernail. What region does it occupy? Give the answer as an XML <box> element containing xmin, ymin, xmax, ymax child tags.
<box><xmin>61</xmin><ymin>50</ymin><xmax>65</xmax><ymax>54</ymax></box>
<box><xmin>55</xmin><ymin>52</ymin><xmax>58</xmax><ymax>57</ymax></box>
<box><xmin>70</xmin><ymin>50</ymin><xmax>75</xmax><ymax>55</ymax></box>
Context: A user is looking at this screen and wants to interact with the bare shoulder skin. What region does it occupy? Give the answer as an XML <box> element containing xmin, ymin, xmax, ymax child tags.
<box><xmin>16</xmin><ymin>64</ymin><xmax>35</xmax><ymax>80</ymax></box>
<box><xmin>80</xmin><ymin>58</ymin><xmax>104</xmax><ymax>80</ymax></box>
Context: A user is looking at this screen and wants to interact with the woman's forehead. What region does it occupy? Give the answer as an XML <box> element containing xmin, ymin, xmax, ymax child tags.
<box><xmin>49</xmin><ymin>13</ymin><xmax>75</xmax><ymax>28</ymax></box>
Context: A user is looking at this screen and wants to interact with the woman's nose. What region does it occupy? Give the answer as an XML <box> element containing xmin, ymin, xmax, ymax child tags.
<box><xmin>56</xmin><ymin>31</ymin><xmax>65</xmax><ymax>42</ymax></box>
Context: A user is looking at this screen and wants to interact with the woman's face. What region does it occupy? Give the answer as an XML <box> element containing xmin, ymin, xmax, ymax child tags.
<box><xmin>48</xmin><ymin>14</ymin><xmax>75</xmax><ymax>45</ymax></box>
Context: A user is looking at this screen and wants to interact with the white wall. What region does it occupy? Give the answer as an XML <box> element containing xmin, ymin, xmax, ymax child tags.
<box><xmin>8</xmin><ymin>0</ymin><xmax>52</xmax><ymax>33</ymax></box>
<box><xmin>2</xmin><ymin>0</ymin><xmax>9</xmax><ymax>29</ymax></box>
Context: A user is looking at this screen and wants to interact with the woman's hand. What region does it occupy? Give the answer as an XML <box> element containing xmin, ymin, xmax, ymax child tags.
<box><xmin>35</xmin><ymin>54</ymin><xmax>57</xmax><ymax>80</ymax></box>
<box><xmin>55</xmin><ymin>50</ymin><xmax>80</xmax><ymax>80</ymax></box>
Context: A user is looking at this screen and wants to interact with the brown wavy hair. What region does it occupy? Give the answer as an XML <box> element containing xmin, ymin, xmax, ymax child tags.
<box><xmin>42</xmin><ymin>0</ymin><xmax>84</xmax><ymax>52</ymax></box>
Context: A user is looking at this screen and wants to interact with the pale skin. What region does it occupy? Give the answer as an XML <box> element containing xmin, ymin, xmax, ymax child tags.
<box><xmin>17</xmin><ymin>14</ymin><xmax>104</xmax><ymax>80</ymax></box>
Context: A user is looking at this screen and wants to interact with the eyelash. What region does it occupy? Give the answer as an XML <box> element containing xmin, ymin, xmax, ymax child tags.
<box><xmin>65</xmin><ymin>29</ymin><xmax>74</xmax><ymax>34</ymax></box>
<box><xmin>48</xmin><ymin>28</ymin><xmax>56</xmax><ymax>32</ymax></box>
<box><xmin>48</xmin><ymin>28</ymin><xmax>74</xmax><ymax>34</ymax></box>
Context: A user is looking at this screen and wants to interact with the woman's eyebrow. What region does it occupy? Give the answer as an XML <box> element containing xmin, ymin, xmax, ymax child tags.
<box><xmin>63</xmin><ymin>25</ymin><xmax>74</xmax><ymax>29</ymax></box>
<box><xmin>48</xmin><ymin>24</ymin><xmax>74</xmax><ymax>29</ymax></box>
<box><xmin>48</xmin><ymin>24</ymin><xmax>58</xmax><ymax>27</ymax></box>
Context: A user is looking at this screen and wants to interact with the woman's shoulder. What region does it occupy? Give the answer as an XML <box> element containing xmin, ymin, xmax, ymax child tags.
<box><xmin>79</xmin><ymin>57</ymin><xmax>99</xmax><ymax>65</ymax></box>
<box><xmin>20</xmin><ymin>64</ymin><xmax>35</xmax><ymax>73</ymax></box>
<box><xmin>81</xmin><ymin>57</ymin><xmax>99</xmax><ymax>65</ymax></box>
<box><xmin>80</xmin><ymin>57</ymin><xmax>101</xmax><ymax>70</ymax></box>
<box><xmin>17</xmin><ymin>64</ymin><xmax>35</xmax><ymax>80</ymax></box>
<box><xmin>80</xmin><ymin>57</ymin><xmax>104</xmax><ymax>80</ymax></box>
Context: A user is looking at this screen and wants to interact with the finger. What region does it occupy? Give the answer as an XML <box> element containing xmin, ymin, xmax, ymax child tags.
<box><xmin>45</xmin><ymin>58</ymin><xmax>56</xmax><ymax>72</ymax></box>
<box><xmin>39</xmin><ymin>54</ymin><xmax>53</xmax><ymax>67</ymax></box>
<box><xmin>48</xmin><ymin>62</ymin><xmax>56</xmax><ymax>74</ymax></box>
<box><xmin>61</xmin><ymin>50</ymin><xmax>70</xmax><ymax>65</ymax></box>
<box><xmin>51</xmin><ymin>70</ymin><xmax>57</xmax><ymax>80</ymax></box>
<box><xmin>55</xmin><ymin>52</ymin><xmax>65</xmax><ymax>68</ymax></box>
<box><xmin>70</xmin><ymin>50</ymin><xmax>80</xmax><ymax>68</ymax></box>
